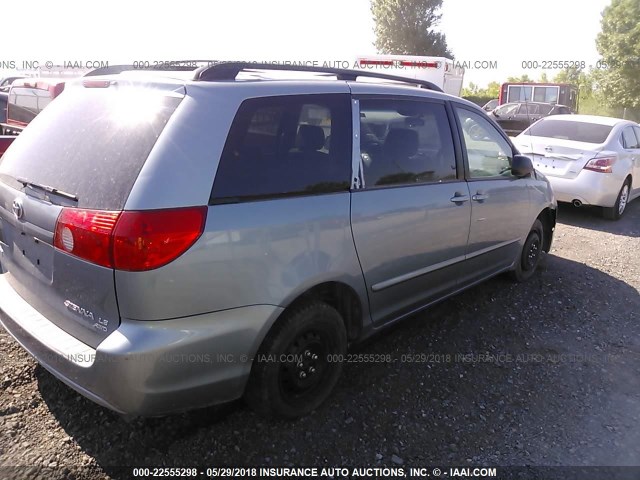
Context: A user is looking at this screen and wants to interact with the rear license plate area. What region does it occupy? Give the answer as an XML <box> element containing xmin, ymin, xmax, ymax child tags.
<box><xmin>533</xmin><ymin>154</ymin><xmax>567</xmax><ymax>173</ymax></box>
<box><xmin>9</xmin><ymin>229</ymin><xmax>54</xmax><ymax>282</ymax></box>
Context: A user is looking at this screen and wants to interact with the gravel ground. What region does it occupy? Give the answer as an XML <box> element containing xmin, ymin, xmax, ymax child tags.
<box><xmin>1</xmin><ymin>201</ymin><xmax>639</xmax><ymax>480</ymax></box>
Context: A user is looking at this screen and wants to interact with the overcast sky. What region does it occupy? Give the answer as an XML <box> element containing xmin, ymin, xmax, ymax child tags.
<box><xmin>0</xmin><ymin>0</ymin><xmax>612</xmax><ymax>87</ymax></box>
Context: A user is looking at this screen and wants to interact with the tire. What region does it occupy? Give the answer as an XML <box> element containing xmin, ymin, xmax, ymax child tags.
<box><xmin>244</xmin><ymin>301</ymin><xmax>347</xmax><ymax>418</ymax></box>
<box><xmin>602</xmin><ymin>179</ymin><xmax>631</xmax><ymax>220</ymax></box>
<box><xmin>511</xmin><ymin>219</ymin><xmax>544</xmax><ymax>283</ymax></box>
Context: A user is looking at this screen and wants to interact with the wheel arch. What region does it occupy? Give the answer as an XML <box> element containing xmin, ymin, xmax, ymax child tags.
<box><xmin>536</xmin><ymin>207</ymin><xmax>556</xmax><ymax>253</ymax></box>
<box><xmin>247</xmin><ymin>280</ymin><xmax>365</xmax><ymax>373</ymax></box>
<box><xmin>279</xmin><ymin>281</ymin><xmax>364</xmax><ymax>342</ymax></box>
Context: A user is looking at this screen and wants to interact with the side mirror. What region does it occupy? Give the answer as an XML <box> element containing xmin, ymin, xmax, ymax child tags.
<box><xmin>511</xmin><ymin>154</ymin><xmax>534</xmax><ymax>177</ymax></box>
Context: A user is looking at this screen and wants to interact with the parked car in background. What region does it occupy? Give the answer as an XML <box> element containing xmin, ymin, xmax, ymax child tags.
<box><xmin>0</xmin><ymin>63</ymin><xmax>555</xmax><ymax>419</ymax></box>
<box><xmin>0</xmin><ymin>136</ymin><xmax>15</xmax><ymax>156</ymax></box>
<box><xmin>499</xmin><ymin>82</ymin><xmax>578</xmax><ymax>112</ymax></box>
<box><xmin>488</xmin><ymin>101</ymin><xmax>572</xmax><ymax>136</ymax></box>
<box><xmin>0</xmin><ymin>78</ymin><xmax>66</xmax><ymax>135</ymax></box>
<box><xmin>482</xmin><ymin>99</ymin><xmax>499</xmax><ymax>111</ymax></box>
<box><xmin>515</xmin><ymin>114</ymin><xmax>640</xmax><ymax>219</ymax></box>
<box><xmin>0</xmin><ymin>92</ymin><xmax>7</xmax><ymax>125</ymax></box>
<box><xmin>0</xmin><ymin>76</ymin><xmax>25</xmax><ymax>93</ymax></box>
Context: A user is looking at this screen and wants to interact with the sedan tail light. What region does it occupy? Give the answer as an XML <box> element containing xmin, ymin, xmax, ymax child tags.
<box><xmin>583</xmin><ymin>155</ymin><xmax>616</xmax><ymax>173</ymax></box>
<box><xmin>54</xmin><ymin>206</ymin><xmax>207</xmax><ymax>271</ymax></box>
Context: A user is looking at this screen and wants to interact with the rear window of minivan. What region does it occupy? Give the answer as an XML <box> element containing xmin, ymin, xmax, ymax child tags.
<box><xmin>0</xmin><ymin>85</ymin><xmax>183</xmax><ymax>210</ymax></box>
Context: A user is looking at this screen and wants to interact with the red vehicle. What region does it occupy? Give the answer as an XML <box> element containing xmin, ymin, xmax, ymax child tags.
<box><xmin>0</xmin><ymin>136</ymin><xmax>15</xmax><ymax>156</ymax></box>
<box><xmin>1</xmin><ymin>78</ymin><xmax>66</xmax><ymax>135</ymax></box>
<box><xmin>498</xmin><ymin>82</ymin><xmax>578</xmax><ymax>112</ymax></box>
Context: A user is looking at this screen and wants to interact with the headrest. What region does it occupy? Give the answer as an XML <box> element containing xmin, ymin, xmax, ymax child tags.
<box><xmin>297</xmin><ymin>125</ymin><xmax>325</xmax><ymax>151</ymax></box>
<box><xmin>384</xmin><ymin>128</ymin><xmax>419</xmax><ymax>158</ymax></box>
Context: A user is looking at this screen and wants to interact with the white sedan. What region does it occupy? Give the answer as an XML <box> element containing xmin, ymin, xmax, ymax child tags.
<box><xmin>514</xmin><ymin>115</ymin><xmax>640</xmax><ymax>220</ymax></box>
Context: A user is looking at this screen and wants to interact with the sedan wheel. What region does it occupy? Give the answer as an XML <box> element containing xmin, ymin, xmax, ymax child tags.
<box><xmin>603</xmin><ymin>180</ymin><xmax>631</xmax><ymax>220</ymax></box>
<box><xmin>618</xmin><ymin>183</ymin><xmax>629</xmax><ymax>215</ymax></box>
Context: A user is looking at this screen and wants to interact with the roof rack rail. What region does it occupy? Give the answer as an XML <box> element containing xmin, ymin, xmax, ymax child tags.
<box><xmin>84</xmin><ymin>60</ymin><xmax>218</xmax><ymax>77</ymax></box>
<box><xmin>193</xmin><ymin>62</ymin><xmax>443</xmax><ymax>92</ymax></box>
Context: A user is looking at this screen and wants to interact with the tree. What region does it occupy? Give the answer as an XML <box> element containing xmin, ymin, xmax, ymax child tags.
<box><xmin>506</xmin><ymin>74</ymin><xmax>532</xmax><ymax>83</ymax></box>
<box><xmin>461</xmin><ymin>82</ymin><xmax>479</xmax><ymax>96</ymax></box>
<box><xmin>485</xmin><ymin>81</ymin><xmax>500</xmax><ymax>98</ymax></box>
<box><xmin>553</xmin><ymin>67</ymin><xmax>594</xmax><ymax>98</ymax></box>
<box><xmin>596</xmin><ymin>0</ymin><xmax>640</xmax><ymax>109</ymax></box>
<box><xmin>461</xmin><ymin>81</ymin><xmax>500</xmax><ymax>99</ymax></box>
<box><xmin>371</xmin><ymin>0</ymin><xmax>453</xmax><ymax>58</ymax></box>
<box><xmin>538</xmin><ymin>72</ymin><xmax>549</xmax><ymax>83</ymax></box>
<box><xmin>553</xmin><ymin>66</ymin><xmax>582</xmax><ymax>85</ymax></box>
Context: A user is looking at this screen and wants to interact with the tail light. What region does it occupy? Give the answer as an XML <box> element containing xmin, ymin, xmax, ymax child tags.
<box><xmin>112</xmin><ymin>207</ymin><xmax>207</xmax><ymax>271</ymax></box>
<box><xmin>54</xmin><ymin>209</ymin><xmax>120</xmax><ymax>268</ymax></box>
<box><xmin>583</xmin><ymin>155</ymin><xmax>616</xmax><ymax>173</ymax></box>
<box><xmin>54</xmin><ymin>206</ymin><xmax>207</xmax><ymax>271</ymax></box>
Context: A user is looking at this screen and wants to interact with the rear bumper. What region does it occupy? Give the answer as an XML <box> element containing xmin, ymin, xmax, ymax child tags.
<box><xmin>546</xmin><ymin>170</ymin><xmax>622</xmax><ymax>207</ymax></box>
<box><xmin>0</xmin><ymin>273</ymin><xmax>283</xmax><ymax>416</ymax></box>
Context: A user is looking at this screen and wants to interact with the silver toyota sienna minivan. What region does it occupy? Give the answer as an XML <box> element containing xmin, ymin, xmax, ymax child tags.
<box><xmin>0</xmin><ymin>63</ymin><xmax>556</xmax><ymax>418</ymax></box>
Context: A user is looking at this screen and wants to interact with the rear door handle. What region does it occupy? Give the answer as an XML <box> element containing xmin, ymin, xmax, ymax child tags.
<box><xmin>472</xmin><ymin>193</ymin><xmax>489</xmax><ymax>201</ymax></box>
<box><xmin>450</xmin><ymin>194</ymin><xmax>470</xmax><ymax>203</ymax></box>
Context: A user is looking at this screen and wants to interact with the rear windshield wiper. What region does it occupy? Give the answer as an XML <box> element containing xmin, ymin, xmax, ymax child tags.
<box><xmin>17</xmin><ymin>177</ymin><xmax>79</xmax><ymax>202</ymax></box>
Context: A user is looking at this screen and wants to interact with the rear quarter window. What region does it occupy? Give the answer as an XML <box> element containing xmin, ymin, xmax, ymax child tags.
<box><xmin>0</xmin><ymin>86</ymin><xmax>183</xmax><ymax>210</ymax></box>
<box><xmin>211</xmin><ymin>94</ymin><xmax>352</xmax><ymax>203</ymax></box>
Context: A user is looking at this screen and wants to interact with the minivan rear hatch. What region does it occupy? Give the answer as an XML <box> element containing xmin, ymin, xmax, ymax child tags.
<box><xmin>0</xmin><ymin>79</ymin><xmax>185</xmax><ymax>348</ymax></box>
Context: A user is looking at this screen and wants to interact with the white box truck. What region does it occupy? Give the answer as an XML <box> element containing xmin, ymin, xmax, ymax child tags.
<box><xmin>354</xmin><ymin>55</ymin><xmax>464</xmax><ymax>96</ymax></box>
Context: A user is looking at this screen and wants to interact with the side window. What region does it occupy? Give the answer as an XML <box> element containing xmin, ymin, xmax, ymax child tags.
<box><xmin>633</xmin><ymin>127</ymin><xmax>640</xmax><ymax>148</ymax></box>
<box><xmin>456</xmin><ymin>107</ymin><xmax>513</xmax><ymax>178</ymax></box>
<box><xmin>526</xmin><ymin>104</ymin><xmax>541</xmax><ymax>115</ymax></box>
<box><xmin>538</xmin><ymin>104</ymin><xmax>553</xmax><ymax>115</ymax></box>
<box><xmin>358</xmin><ymin>99</ymin><xmax>457</xmax><ymax>188</ymax></box>
<box><xmin>508</xmin><ymin>86</ymin><xmax>532</xmax><ymax>102</ymax></box>
<box><xmin>211</xmin><ymin>94</ymin><xmax>351</xmax><ymax>203</ymax></box>
<box><xmin>621</xmin><ymin>126</ymin><xmax>639</xmax><ymax>149</ymax></box>
<box><xmin>11</xmin><ymin>87</ymin><xmax>38</xmax><ymax>111</ymax></box>
<box><xmin>495</xmin><ymin>103</ymin><xmax>519</xmax><ymax>117</ymax></box>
